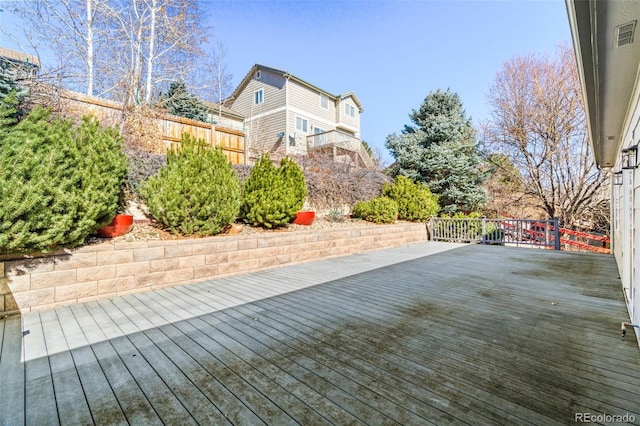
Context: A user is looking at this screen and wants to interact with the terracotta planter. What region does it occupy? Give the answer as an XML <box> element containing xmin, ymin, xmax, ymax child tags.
<box><xmin>97</xmin><ymin>214</ymin><xmax>134</xmax><ymax>238</ymax></box>
<box><xmin>293</xmin><ymin>211</ymin><xmax>315</xmax><ymax>226</ymax></box>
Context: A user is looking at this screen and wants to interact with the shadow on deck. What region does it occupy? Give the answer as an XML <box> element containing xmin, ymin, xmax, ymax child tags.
<box><xmin>1</xmin><ymin>243</ymin><xmax>639</xmax><ymax>425</ymax></box>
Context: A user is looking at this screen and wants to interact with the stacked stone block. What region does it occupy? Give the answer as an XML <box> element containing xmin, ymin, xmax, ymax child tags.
<box><xmin>0</xmin><ymin>222</ymin><xmax>428</xmax><ymax>315</ymax></box>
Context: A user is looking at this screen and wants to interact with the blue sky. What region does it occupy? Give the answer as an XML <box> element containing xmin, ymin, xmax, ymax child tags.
<box><xmin>207</xmin><ymin>0</ymin><xmax>571</xmax><ymax>163</ymax></box>
<box><xmin>1</xmin><ymin>0</ymin><xmax>571</xmax><ymax>164</ymax></box>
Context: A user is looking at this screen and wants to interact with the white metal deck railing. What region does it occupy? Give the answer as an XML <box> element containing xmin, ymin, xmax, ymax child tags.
<box><xmin>429</xmin><ymin>217</ymin><xmax>561</xmax><ymax>250</ymax></box>
<box><xmin>306</xmin><ymin>130</ymin><xmax>374</xmax><ymax>168</ymax></box>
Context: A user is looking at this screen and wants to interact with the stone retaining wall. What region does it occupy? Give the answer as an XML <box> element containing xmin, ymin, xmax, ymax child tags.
<box><xmin>0</xmin><ymin>222</ymin><xmax>428</xmax><ymax>315</ymax></box>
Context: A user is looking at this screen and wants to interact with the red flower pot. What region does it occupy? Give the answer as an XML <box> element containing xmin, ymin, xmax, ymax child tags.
<box><xmin>97</xmin><ymin>214</ymin><xmax>134</xmax><ymax>238</ymax></box>
<box><xmin>293</xmin><ymin>211</ymin><xmax>315</xmax><ymax>226</ymax></box>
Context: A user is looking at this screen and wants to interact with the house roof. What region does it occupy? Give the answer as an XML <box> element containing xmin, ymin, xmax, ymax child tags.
<box><xmin>0</xmin><ymin>47</ymin><xmax>40</xmax><ymax>68</ymax></box>
<box><xmin>226</xmin><ymin>64</ymin><xmax>363</xmax><ymax>112</ymax></box>
<box><xmin>202</xmin><ymin>101</ymin><xmax>244</xmax><ymax>120</ymax></box>
<box><xmin>566</xmin><ymin>0</ymin><xmax>640</xmax><ymax>167</ymax></box>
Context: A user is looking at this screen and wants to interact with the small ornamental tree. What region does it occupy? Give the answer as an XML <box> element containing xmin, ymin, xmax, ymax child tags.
<box><xmin>351</xmin><ymin>196</ymin><xmax>398</xmax><ymax>224</ymax></box>
<box><xmin>0</xmin><ymin>108</ymin><xmax>127</xmax><ymax>254</ymax></box>
<box><xmin>142</xmin><ymin>133</ymin><xmax>240</xmax><ymax>236</ymax></box>
<box><xmin>383</xmin><ymin>175</ymin><xmax>439</xmax><ymax>221</ymax></box>
<box><xmin>241</xmin><ymin>154</ymin><xmax>307</xmax><ymax>228</ymax></box>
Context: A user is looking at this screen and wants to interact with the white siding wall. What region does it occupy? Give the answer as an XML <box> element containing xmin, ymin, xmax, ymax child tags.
<box><xmin>614</xmin><ymin>82</ymin><xmax>640</xmax><ymax>346</ymax></box>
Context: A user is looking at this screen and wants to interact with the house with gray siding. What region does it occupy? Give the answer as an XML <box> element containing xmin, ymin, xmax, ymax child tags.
<box><xmin>225</xmin><ymin>64</ymin><xmax>372</xmax><ymax>167</ymax></box>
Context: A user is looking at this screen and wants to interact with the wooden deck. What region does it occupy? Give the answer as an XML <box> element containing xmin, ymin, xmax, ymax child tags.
<box><xmin>1</xmin><ymin>242</ymin><xmax>639</xmax><ymax>425</ymax></box>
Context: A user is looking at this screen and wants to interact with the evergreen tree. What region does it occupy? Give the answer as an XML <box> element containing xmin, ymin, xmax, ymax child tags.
<box><xmin>280</xmin><ymin>156</ymin><xmax>307</xmax><ymax>212</ymax></box>
<box><xmin>0</xmin><ymin>64</ymin><xmax>29</xmax><ymax>120</ymax></box>
<box><xmin>240</xmin><ymin>154</ymin><xmax>307</xmax><ymax>228</ymax></box>
<box><xmin>0</xmin><ymin>92</ymin><xmax>19</xmax><ymax>132</ymax></box>
<box><xmin>0</xmin><ymin>108</ymin><xmax>127</xmax><ymax>254</ymax></box>
<box><xmin>142</xmin><ymin>133</ymin><xmax>241</xmax><ymax>236</ymax></box>
<box><xmin>159</xmin><ymin>80</ymin><xmax>208</xmax><ymax>122</ymax></box>
<box><xmin>385</xmin><ymin>89</ymin><xmax>487</xmax><ymax>214</ymax></box>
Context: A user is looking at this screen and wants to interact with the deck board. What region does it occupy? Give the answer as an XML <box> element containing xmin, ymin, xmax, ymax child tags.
<box><xmin>0</xmin><ymin>315</ymin><xmax>24</xmax><ymax>426</ymax></box>
<box><xmin>2</xmin><ymin>242</ymin><xmax>640</xmax><ymax>425</ymax></box>
<box><xmin>23</xmin><ymin>312</ymin><xmax>59</xmax><ymax>426</ymax></box>
<box><xmin>40</xmin><ymin>310</ymin><xmax>94</xmax><ymax>425</ymax></box>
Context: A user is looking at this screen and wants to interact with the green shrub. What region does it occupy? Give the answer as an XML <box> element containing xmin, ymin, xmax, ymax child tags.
<box><xmin>352</xmin><ymin>196</ymin><xmax>398</xmax><ymax>224</ymax></box>
<box><xmin>280</xmin><ymin>156</ymin><xmax>307</xmax><ymax>211</ymax></box>
<box><xmin>240</xmin><ymin>154</ymin><xmax>307</xmax><ymax>228</ymax></box>
<box><xmin>0</xmin><ymin>108</ymin><xmax>127</xmax><ymax>254</ymax></box>
<box><xmin>383</xmin><ymin>175</ymin><xmax>439</xmax><ymax>221</ymax></box>
<box><xmin>142</xmin><ymin>133</ymin><xmax>240</xmax><ymax>236</ymax></box>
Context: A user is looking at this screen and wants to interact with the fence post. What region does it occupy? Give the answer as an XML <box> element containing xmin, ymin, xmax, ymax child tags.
<box><xmin>428</xmin><ymin>217</ymin><xmax>433</xmax><ymax>241</ymax></box>
<box><xmin>481</xmin><ymin>217</ymin><xmax>487</xmax><ymax>245</ymax></box>
<box><xmin>553</xmin><ymin>217</ymin><xmax>561</xmax><ymax>250</ymax></box>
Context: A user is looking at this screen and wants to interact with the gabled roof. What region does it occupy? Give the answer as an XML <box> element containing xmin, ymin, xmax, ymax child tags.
<box><xmin>340</xmin><ymin>91</ymin><xmax>363</xmax><ymax>112</ymax></box>
<box><xmin>202</xmin><ymin>101</ymin><xmax>244</xmax><ymax>120</ymax></box>
<box><xmin>0</xmin><ymin>47</ymin><xmax>40</xmax><ymax>68</ymax></box>
<box><xmin>226</xmin><ymin>64</ymin><xmax>363</xmax><ymax>112</ymax></box>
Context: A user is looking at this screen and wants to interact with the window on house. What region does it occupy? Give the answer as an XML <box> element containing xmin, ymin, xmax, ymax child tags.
<box><xmin>320</xmin><ymin>95</ymin><xmax>329</xmax><ymax>109</ymax></box>
<box><xmin>313</xmin><ymin>127</ymin><xmax>326</xmax><ymax>145</ymax></box>
<box><xmin>296</xmin><ymin>116</ymin><xmax>308</xmax><ymax>133</ymax></box>
<box><xmin>344</xmin><ymin>103</ymin><xmax>355</xmax><ymax>117</ymax></box>
<box><xmin>256</xmin><ymin>71</ymin><xmax>262</xmax><ymax>79</ymax></box>
<box><xmin>254</xmin><ymin>88</ymin><xmax>264</xmax><ymax>105</ymax></box>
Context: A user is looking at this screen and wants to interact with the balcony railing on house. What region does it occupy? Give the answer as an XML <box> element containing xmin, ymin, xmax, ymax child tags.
<box><xmin>306</xmin><ymin>130</ymin><xmax>374</xmax><ymax>168</ymax></box>
<box><xmin>429</xmin><ymin>217</ymin><xmax>561</xmax><ymax>250</ymax></box>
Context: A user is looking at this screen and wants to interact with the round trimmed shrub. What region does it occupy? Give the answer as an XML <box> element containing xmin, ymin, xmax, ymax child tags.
<box><xmin>142</xmin><ymin>133</ymin><xmax>240</xmax><ymax>236</ymax></box>
<box><xmin>0</xmin><ymin>108</ymin><xmax>127</xmax><ymax>254</ymax></box>
<box><xmin>351</xmin><ymin>196</ymin><xmax>398</xmax><ymax>224</ymax></box>
<box><xmin>240</xmin><ymin>154</ymin><xmax>307</xmax><ymax>228</ymax></box>
<box><xmin>383</xmin><ymin>175</ymin><xmax>439</xmax><ymax>221</ymax></box>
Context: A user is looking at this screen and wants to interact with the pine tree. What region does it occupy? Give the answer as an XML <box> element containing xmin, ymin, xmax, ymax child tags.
<box><xmin>0</xmin><ymin>108</ymin><xmax>127</xmax><ymax>254</ymax></box>
<box><xmin>142</xmin><ymin>133</ymin><xmax>241</xmax><ymax>236</ymax></box>
<box><xmin>385</xmin><ymin>89</ymin><xmax>487</xmax><ymax>214</ymax></box>
<box><xmin>0</xmin><ymin>64</ymin><xmax>29</xmax><ymax>121</ymax></box>
<box><xmin>158</xmin><ymin>80</ymin><xmax>208</xmax><ymax>122</ymax></box>
<box><xmin>240</xmin><ymin>154</ymin><xmax>307</xmax><ymax>228</ymax></box>
<box><xmin>280</xmin><ymin>156</ymin><xmax>307</xmax><ymax>213</ymax></box>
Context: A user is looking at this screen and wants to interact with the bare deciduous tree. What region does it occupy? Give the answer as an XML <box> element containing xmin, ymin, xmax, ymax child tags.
<box><xmin>9</xmin><ymin>0</ymin><xmax>209</xmax><ymax>105</ymax></box>
<box><xmin>482</xmin><ymin>43</ymin><xmax>609</xmax><ymax>230</ymax></box>
<box><xmin>11</xmin><ymin>0</ymin><xmax>109</xmax><ymax>95</ymax></box>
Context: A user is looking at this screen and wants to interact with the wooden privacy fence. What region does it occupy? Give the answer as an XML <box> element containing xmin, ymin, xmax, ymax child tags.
<box><xmin>53</xmin><ymin>89</ymin><xmax>246</xmax><ymax>164</ymax></box>
<box><xmin>159</xmin><ymin>116</ymin><xmax>245</xmax><ymax>165</ymax></box>
<box><xmin>429</xmin><ymin>217</ymin><xmax>561</xmax><ymax>250</ymax></box>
